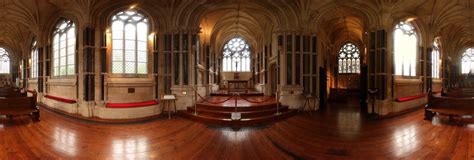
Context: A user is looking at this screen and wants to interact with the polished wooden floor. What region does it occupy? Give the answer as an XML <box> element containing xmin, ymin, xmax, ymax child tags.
<box><xmin>0</xmin><ymin>97</ymin><xmax>473</xmax><ymax>159</ymax></box>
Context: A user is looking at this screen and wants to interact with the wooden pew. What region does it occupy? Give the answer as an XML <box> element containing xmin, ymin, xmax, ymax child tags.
<box><xmin>0</xmin><ymin>87</ymin><xmax>26</xmax><ymax>98</ymax></box>
<box><xmin>442</xmin><ymin>88</ymin><xmax>474</xmax><ymax>98</ymax></box>
<box><xmin>0</xmin><ymin>91</ymin><xmax>39</xmax><ymax>121</ymax></box>
<box><xmin>425</xmin><ymin>93</ymin><xmax>474</xmax><ymax>122</ymax></box>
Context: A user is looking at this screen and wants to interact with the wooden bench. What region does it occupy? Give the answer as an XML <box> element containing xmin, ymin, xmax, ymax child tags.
<box><xmin>425</xmin><ymin>94</ymin><xmax>474</xmax><ymax>122</ymax></box>
<box><xmin>0</xmin><ymin>88</ymin><xmax>27</xmax><ymax>98</ymax></box>
<box><xmin>0</xmin><ymin>91</ymin><xmax>39</xmax><ymax>121</ymax></box>
<box><xmin>442</xmin><ymin>89</ymin><xmax>474</xmax><ymax>98</ymax></box>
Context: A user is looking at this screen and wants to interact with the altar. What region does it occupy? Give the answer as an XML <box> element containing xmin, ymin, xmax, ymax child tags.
<box><xmin>226</xmin><ymin>80</ymin><xmax>249</xmax><ymax>94</ymax></box>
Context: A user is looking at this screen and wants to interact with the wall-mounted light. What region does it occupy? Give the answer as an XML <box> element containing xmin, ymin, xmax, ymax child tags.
<box><xmin>148</xmin><ymin>32</ymin><xmax>155</xmax><ymax>41</ymax></box>
<box><xmin>405</xmin><ymin>17</ymin><xmax>416</xmax><ymax>22</ymax></box>
<box><xmin>130</xmin><ymin>4</ymin><xmax>137</xmax><ymax>9</ymax></box>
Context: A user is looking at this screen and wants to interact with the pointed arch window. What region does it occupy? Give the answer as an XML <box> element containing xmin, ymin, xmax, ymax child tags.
<box><xmin>31</xmin><ymin>40</ymin><xmax>38</xmax><ymax>78</ymax></box>
<box><xmin>462</xmin><ymin>48</ymin><xmax>474</xmax><ymax>74</ymax></box>
<box><xmin>431</xmin><ymin>41</ymin><xmax>440</xmax><ymax>79</ymax></box>
<box><xmin>0</xmin><ymin>48</ymin><xmax>10</xmax><ymax>74</ymax></box>
<box><xmin>394</xmin><ymin>21</ymin><xmax>417</xmax><ymax>77</ymax></box>
<box><xmin>111</xmin><ymin>10</ymin><xmax>148</xmax><ymax>74</ymax></box>
<box><xmin>338</xmin><ymin>42</ymin><xmax>360</xmax><ymax>74</ymax></box>
<box><xmin>52</xmin><ymin>18</ymin><xmax>76</xmax><ymax>77</ymax></box>
<box><xmin>222</xmin><ymin>37</ymin><xmax>251</xmax><ymax>72</ymax></box>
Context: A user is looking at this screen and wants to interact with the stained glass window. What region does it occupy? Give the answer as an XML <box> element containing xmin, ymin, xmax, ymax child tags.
<box><xmin>31</xmin><ymin>40</ymin><xmax>38</xmax><ymax>78</ymax></box>
<box><xmin>222</xmin><ymin>37</ymin><xmax>251</xmax><ymax>72</ymax></box>
<box><xmin>462</xmin><ymin>48</ymin><xmax>474</xmax><ymax>74</ymax></box>
<box><xmin>111</xmin><ymin>10</ymin><xmax>148</xmax><ymax>74</ymax></box>
<box><xmin>394</xmin><ymin>21</ymin><xmax>417</xmax><ymax>77</ymax></box>
<box><xmin>0</xmin><ymin>48</ymin><xmax>10</xmax><ymax>74</ymax></box>
<box><xmin>52</xmin><ymin>18</ymin><xmax>75</xmax><ymax>77</ymax></box>
<box><xmin>338</xmin><ymin>42</ymin><xmax>360</xmax><ymax>74</ymax></box>
<box><xmin>431</xmin><ymin>41</ymin><xmax>440</xmax><ymax>79</ymax></box>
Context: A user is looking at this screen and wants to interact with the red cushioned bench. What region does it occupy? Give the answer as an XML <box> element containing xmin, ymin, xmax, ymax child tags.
<box><xmin>44</xmin><ymin>95</ymin><xmax>77</xmax><ymax>104</ymax></box>
<box><xmin>395</xmin><ymin>93</ymin><xmax>426</xmax><ymax>102</ymax></box>
<box><xmin>106</xmin><ymin>100</ymin><xmax>159</xmax><ymax>108</ymax></box>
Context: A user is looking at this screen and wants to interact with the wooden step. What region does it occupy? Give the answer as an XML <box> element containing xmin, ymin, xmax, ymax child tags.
<box><xmin>195</xmin><ymin>103</ymin><xmax>279</xmax><ymax>112</ymax></box>
<box><xmin>210</xmin><ymin>92</ymin><xmax>264</xmax><ymax>97</ymax></box>
<box><xmin>186</xmin><ymin>106</ymin><xmax>289</xmax><ymax>119</ymax></box>
<box><xmin>178</xmin><ymin>109</ymin><xmax>297</xmax><ymax>127</ymax></box>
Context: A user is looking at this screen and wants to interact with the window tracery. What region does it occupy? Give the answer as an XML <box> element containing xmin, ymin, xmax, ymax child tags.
<box><xmin>111</xmin><ymin>10</ymin><xmax>148</xmax><ymax>74</ymax></box>
<box><xmin>462</xmin><ymin>48</ymin><xmax>474</xmax><ymax>74</ymax></box>
<box><xmin>52</xmin><ymin>18</ymin><xmax>76</xmax><ymax>77</ymax></box>
<box><xmin>31</xmin><ymin>40</ymin><xmax>38</xmax><ymax>78</ymax></box>
<box><xmin>222</xmin><ymin>37</ymin><xmax>251</xmax><ymax>72</ymax></box>
<box><xmin>0</xmin><ymin>48</ymin><xmax>10</xmax><ymax>74</ymax></box>
<box><xmin>394</xmin><ymin>21</ymin><xmax>417</xmax><ymax>77</ymax></box>
<box><xmin>431</xmin><ymin>41</ymin><xmax>440</xmax><ymax>79</ymax></box>
<box><xmin>338</xmin><ymin>42</ymin><xmax>360</xmax><ymax>74</ymax></box>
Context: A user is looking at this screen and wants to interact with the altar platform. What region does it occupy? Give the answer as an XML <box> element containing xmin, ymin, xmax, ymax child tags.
<box><xmin>178</xmin><ymin>95</ymin><xmax>296</xmax><ymax>127</ymax></box>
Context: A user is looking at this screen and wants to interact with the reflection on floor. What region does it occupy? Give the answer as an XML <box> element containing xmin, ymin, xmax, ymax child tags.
<box><xmin>0</xmin><ymin>99</ymin><xmax>472</xmax><ymax>159</ymax></box>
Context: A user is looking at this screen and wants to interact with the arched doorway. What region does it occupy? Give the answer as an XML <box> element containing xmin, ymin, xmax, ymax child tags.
<box><xmin>329</xmin><ymin>42</ymin><xmax>368</xmax><ymax>113</ymax></box>
<box><xmin>221</xmin><ymin>37</ymin><xmax>252</xmax><ymax>94</ymax></box>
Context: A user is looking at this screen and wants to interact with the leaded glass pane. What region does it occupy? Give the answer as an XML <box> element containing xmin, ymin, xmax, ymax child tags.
<box><xmin>222</xmin><ymin>37</ymin><xmax>251</xmax><ymax>72</ymax></box>
<box><xmin>112</xmin><ymin>62</ymin><xmax>123</xmax><ymax>73</ymax></box>
<box><xmin>125</xmin><ymin>62</ymin><xmax>135</xmax><ymax>73</ymax></box>
<box><xmin>125</xmin><ymin>24</ymin><xmax>136</xmax><ymax>40</ymax></box>
<box><xmin>52</xmin><ymin>18</ymin><xmax>75</xmax><ymax>77</ymax></box>
<box><xmin>137</xmin><ymin>23</ymin><xmax>147</xmax><ymax>41</ymax></box>
<box><xmin>54</xmin><ymin>67</ymin><xmax>59</xmax><ymax>76</ymax></box>
<box><xmin>60</xmin><ymin>66</ymin><xmax>66</xmax><ymax>75</ymax></box>
<box><xmin>137</xmin><ymin>51</ymin><xmax>146</xmax><ymax>62</ymax></box>
<box><xmin>68</xmin><ymin>46</ymin><xmax>75</xmax><ymax>55</ymax></box>
<box><xmin>67</xmin><ymin>55</ymin><xmax>74</xmax><ymax>65</ymax></box>
<box><xmin>31</xmin><ymin>40</ymin><xmax>38</xmax><ymax>78</ymax></box>
<box><xmin>137</xmin><ymin>62</ymin><xmax>147</xmax><ymax>74</ymax></box>
<box><xmin>125</xmin><ymin>40</ymin><xmax>135</xmax><ymax>50</ymax></box>
<box><xmin>137</xmin><ymin>41</ymin><xmax>147</xmax><ymax>52</ymax></box>
<box><xmin>113</xmin><ymin>50</ymin><xmax>123</xmax><ymax>61</ymax></box>
<box><xmin>112</xmin><ymin>21</ymin><xmax>124</xmax><ymax>33</ymax></box>
<box><xmin>432</xmin><ymin>41</ymin><xmax>441</xmax><ymax>79</ymax></box>
<box><xmin>111</xmin><ymin>9</ymin><xmax>148</xmax><ymax>75</ymax></box>
<box><xmin>53</xmin><ymin>58</ymin><xmax>59</xmax><ymax>67</ymax></box>
<box><xmin>338</xmin><ymin>42</ymin><xmax>360</xmax><ymax>74</ymax></box>
<box><xmin>113</xmin><ymin>40</ymin><xmax>123</xmax><ymax>49</ymax></box>
<box><xmin>0</xmin><ymin>48</ymin><xmax>9</xmax><ymax>74</ymax></box>
<box><xmin>60</xmin><ymin>57</ymin><xmax>66</xmax><ymax>67</ymax></box>
<box><xmin>462</xmin><ymin>48</ymin><xmax>474</xmax><ymax>74</ymax></box>
<box><xmin>394</xmin><ymin>21</ymin><xmax>417</xmax><ymax>77</ymax></box>
<box><xmin>125</xmin><ymin>50</ymin><xmax>136</xmax><ymax>61</ymax></box>
<box><xmin>67</xmin><ymin>65</ymin><xmax>74</xmax><ymax>75</ymax></box>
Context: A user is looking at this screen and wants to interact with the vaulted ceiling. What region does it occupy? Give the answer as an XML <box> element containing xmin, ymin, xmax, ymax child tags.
<box><xmin>0</xmin><ymin>0</ymin><xmax>473</xmax><ymax>60</ymax></box>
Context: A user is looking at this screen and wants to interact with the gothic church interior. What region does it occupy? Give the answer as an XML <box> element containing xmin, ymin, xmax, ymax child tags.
<box><xmin>0</xmin><ymin>0</ymin><xmax>473</xmax><ymax>159</ymax></box>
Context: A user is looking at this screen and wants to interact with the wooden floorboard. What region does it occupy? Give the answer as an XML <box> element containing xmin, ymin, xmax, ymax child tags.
<box><xmin>0</xmin><ymin>100</ymin><xmax>472</xmax><ymax>159</ymax></box>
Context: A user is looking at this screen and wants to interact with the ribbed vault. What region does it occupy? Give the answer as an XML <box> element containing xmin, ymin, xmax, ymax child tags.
<box><xmin>0</xmin><ymin>0</ymin><xmax>473</xmax><ymax>62</ymax></box>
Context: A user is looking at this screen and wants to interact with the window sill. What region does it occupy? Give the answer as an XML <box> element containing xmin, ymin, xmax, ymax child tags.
<box><xmin>221</xmin><ymin>72</ymin><xmax>252</xmax><ymax>73</ymax></box>
<box><xmin>108</xmin><ymin>74</ymin><xmax>149</xmax><ymax>78</ymax></box>
<box><xmin>47</xmin><ymin>78</ymin><xmax>77</xmax><ymax>86</ymax></box>
<box><xmin>394</xmin><ymin>78</ymin><xmax>422</xmax><ymax>85</ymax></box>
